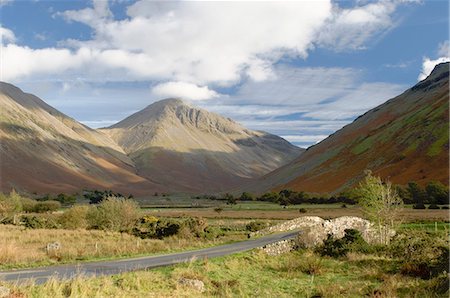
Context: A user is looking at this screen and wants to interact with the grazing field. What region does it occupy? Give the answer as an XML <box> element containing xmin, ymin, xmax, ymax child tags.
<box><xmin>0</xmin><ymin>224</ymin><xmax>247</xmax><ymax>270</ymax></box>
<box><xmin>6</xmin><ymin>246</ymin><xmax>448</xmax><ymax>297</ymax></box>
<box><xmin>145</xmin><ymin>204</ymin><xmax>449</xmax><ymax>221</ymax></box>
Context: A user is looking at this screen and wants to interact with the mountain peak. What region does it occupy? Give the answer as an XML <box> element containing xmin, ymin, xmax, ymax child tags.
<box><xmin>149</xmin><ymin>97</ymin><xmax>186</xmax><ymax>108</ymax></box>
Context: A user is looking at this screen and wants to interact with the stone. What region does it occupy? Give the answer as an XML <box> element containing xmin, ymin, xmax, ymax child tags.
<box><xmin>46</xmin><ymin>241</ymin><xmax>61</xmax><ymax>252</ymax></box>
<box><xmin>260</xmin><ymin>239</ymin><xmax>296</xmax><ymax>256</ymax></box>
<box><xmin>178</xmin><ymin>278</ymin><xmax>205</xmax><ymax>292</ymax></box>
<box><xmin>250</xmin><ymin>216</ymin><xmax>325</xmax><ymax>237</ymax></box>
<box><xmin>0</xmin><ymin>286</ymin><xmax>10</xmax><ymax>298</ymax></box>
<box><xmin>258</xmin><ymin>216</ymin><xmax>395</xmax><ymax>248</ymax></box>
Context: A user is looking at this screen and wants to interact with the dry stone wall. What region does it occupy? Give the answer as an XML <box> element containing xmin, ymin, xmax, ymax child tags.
<box><xmin>256</xmin><ymin>216</ymin><xmax>394</xmax><ymax>254</ymax></box>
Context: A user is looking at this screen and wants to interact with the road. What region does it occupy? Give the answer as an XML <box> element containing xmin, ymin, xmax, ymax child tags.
<box><xmin>0</xmin><ymin>230</ymin><xmax>298</xmax><ymax>284</ymax></box>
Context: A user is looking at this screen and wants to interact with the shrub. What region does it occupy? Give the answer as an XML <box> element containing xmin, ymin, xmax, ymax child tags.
<box><xmin>58</xmin><ymin>205</ymin><xmax>89</xmax><ymax>229</ymax></box>
<box><xmin>317</xmin><ymin>229</ymin><xmax>370</xmax><ymax>258</ymax></box>
<box><xmin>87</xmin><ymin>196</ymin><xmax>140</xmax><ymax>232</ymax></box>
<box><xmin>245</xmin><ymin>221</ymin><xmax>268</xmax><ymax>232</ymax></box>
<box><xmin>20</xmin><ymin>197</ymin><xmax>38</xmax><ymax>213</ymax></box>
<box><xmin>428</xmin><ymin>204</ymin><xmax>440</xmax><ymax>209</ymax></box>
<box><xmin>133</xmin><ymin>217</ymin><xmax>209</xmax><ymax>239</ymax></box>
<box><xmin>299</xmin><ymin>208</ymin><xmax>307</xmax><ymax>213</ymax></box>
<box><xmin>22</xmin><ymin>214</ymin><xmax>59</xmax><ymax>229</ymax></box>
<box><xmin>33</xmin><ymin>200</ymin><xmax>61</xmax><ymax>213</ymax></box>
<box><xmin>413</xmin><ymin>203</ymin><xmax>426</xmax><ymax>209</ymax></box>
<box><xmin>0</xmin><ymin>190</ymin><xmax>23</xmax><ymax>223</ymax></box>
<box><xmin>239</xmin><ymin>192</ymin><xmax>254</xmax><ymax>201</ymax></box>
<box><xmin>55</xmin><ymin>193</ymin><xmax>76</xmax><ymax>206</ymax></box>
<box><xmin>441</xmin><ymin>206</ymin><xmax>449</xmax><ymax>210</ymax></box>
<box><xmin>390</xmin><ymin>231</ymin><xmax>449</xmax><ymax>279</ymax></box>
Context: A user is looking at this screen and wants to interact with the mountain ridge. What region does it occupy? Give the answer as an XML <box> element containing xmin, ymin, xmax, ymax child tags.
<box><xmin>243</xmin><ymin>62</ymin><xmax>449</xmax><ymax>194</ymax></box>
<box><xmin>102</xmin><ymin>97</ymin><xmax>302</xmax><ymax>192</ymax></box>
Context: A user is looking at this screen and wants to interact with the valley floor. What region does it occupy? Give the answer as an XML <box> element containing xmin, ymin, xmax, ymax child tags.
<box><xmin>4</xmin><ymin>248</ymin><xmax>448</xmax><ymax>298</ymax></box>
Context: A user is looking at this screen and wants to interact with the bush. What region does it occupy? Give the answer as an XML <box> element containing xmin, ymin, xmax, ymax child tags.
<box><xmin>390</xmin><ymin>231</ymin><xmax>449</xmax><ymax>279</ymax></box>
<box><xmin>87</xmin><ymin>196</ymin><xmax>140</xmax><ymax>232</ymax></box>
<box><xmin>20</xmin><ymin>197</ymin><xmax>38</xmax><ymax>213</ymax></box>
<box><xmin>33</xmin><ymin>200</ymin><xmax>61</xmax><ymax>213</ymax></box>
<box><xmin>22</xmin><ymin>214</ymin><xmax>59</xmax><ymax>229</ymax></box>
<box><xmin>317</xmin><ymin>229</ymin><xmax>370</xmax><ymax>258</ymax></box>
<box><xmin>245</xmin><ymin>221</ymin><xmax>268</xmax><ymax>232</ymax></box>
<box><xmin>428</xmin><ymin>204</ymin><xmax>440</xmax><ymax>209</ymax></box>
<box><xmin>55</xmin><ymin>193</ymin><xmax>76</xmax><ymax>206</ymax></box>
<box><xmin>299</xmin><ymin>208</ymin><xmax>307</xmax><ymax>213</ymax></box>
<box><xmin>133</xmin><ymin>217</ymin><xmax>209</xmax><ymax>239</ymax></box>
<box><xmin>58</xmin><ymin>205</ymin><xmax>89</xmax><ymax>229</ymax></box>
<box><xmin>441</xmin><ymin>206</ymin><xmax>449</xmax><ymax>210</ymax></box>
<box><xmin>0</xmin><ymin>190</ymin><xmax>23</xmax><ymax>223</ymax></box>
<box><xmin>413</xmin><ymin>203</ymin><xmax>426</xmax><ymax>209</ymax></box>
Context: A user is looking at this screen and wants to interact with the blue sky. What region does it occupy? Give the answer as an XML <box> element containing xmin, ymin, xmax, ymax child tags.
<box><xmin>1</xmin><ymin>0</ymin><xmax>449</xmax><ymax>147</ymax></box>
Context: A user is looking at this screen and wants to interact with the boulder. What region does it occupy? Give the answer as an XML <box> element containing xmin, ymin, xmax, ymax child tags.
<box><xmin>178</xmin><ymin>278</ymin><xmax>205</xmax><ymax>292</ymax></box>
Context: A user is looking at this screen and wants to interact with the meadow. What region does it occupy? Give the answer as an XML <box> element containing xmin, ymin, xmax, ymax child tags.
<box><xmin>5</xmin><ymin>223</ymin><xmax>448</xmax><ymax>297</ymax></box>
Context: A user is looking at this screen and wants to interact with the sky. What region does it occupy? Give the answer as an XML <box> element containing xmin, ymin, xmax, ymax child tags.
<box><xmin>0</xmin><ymin>0</ymin><xmax>449</xmax><ymax>147</ymax></box>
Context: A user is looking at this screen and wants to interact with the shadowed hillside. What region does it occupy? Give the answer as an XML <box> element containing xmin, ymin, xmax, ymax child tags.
<box><xmin>246</xmin><ymin>62</ymin><xmax>449</xmax><ymax>194</ymax></box>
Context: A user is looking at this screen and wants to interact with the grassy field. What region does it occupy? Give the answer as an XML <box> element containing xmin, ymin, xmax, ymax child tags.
<box><xmin>145</xmin><ymin>204</ymin><xmax>449</xmax><ymax>221</ymax></box>
<box><xmin>0</xmin><ymin>223</ymin><xmax>247</xmax><ymax>270</ymax></box>
<box><xmin>6</xmin><ymin>248</ymin><xmax>447</xmax><ymax>297</ymax></box>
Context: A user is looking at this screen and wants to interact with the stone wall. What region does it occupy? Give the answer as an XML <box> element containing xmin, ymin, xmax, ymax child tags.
<box><xmin>259</xmin><ymin>239</ymin><xmax>296</xmax><ymax>256</ymax></box>
<box><xmin>250</xmin><ymin>216</ymin><xmax>325</xmax><ymax>237</ymax></box>
<box><xmin>254</xmin><ymin>216</ymin><xmax>394</xmax><ymax>250</ymax></box>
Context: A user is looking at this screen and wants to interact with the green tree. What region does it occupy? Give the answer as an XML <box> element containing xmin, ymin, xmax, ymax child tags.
<box><xmin>87</xmin><ymin>196</ymin><xmax>140</xmax><ymax>232</ymax></box>
<box><xmin>239</xmin><ymin>192</ymin><xmax>254</xmax><ymax>201</ymax></box>
<box><xmin>425</xmin><ymin>181</ymin><xmax>449</xmax><ymax>205</ymax></box>
<box><xmin>357</xmin><ymin>172</ymin><xmax>403</xmax><ymax>245</ymax></box>
<box><xmin>0</xmin><ymin>190</ymin><xmax>23</xmax><ymax>224</ymax></box>
<box><xmin>223</xmin><ymin>193</ymin><xmax>237</xmax><ymax>205</ymax></box>
<box><xmin>407</xmin><ymin>182</ymin><xmax>426</xmax><ymax>204</ymax></box>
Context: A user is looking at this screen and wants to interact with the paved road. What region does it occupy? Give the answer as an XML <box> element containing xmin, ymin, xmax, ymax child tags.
<box><xmin>0</xmin><ymin>231</ymin><xmax>298</xmax><ymax>284</ymax></box>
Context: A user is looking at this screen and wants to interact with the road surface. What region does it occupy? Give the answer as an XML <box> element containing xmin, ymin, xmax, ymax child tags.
<box><xmin>0</xmin><ymin>230</ymin><xmax>298</xmax><ymax>284</ymax></box>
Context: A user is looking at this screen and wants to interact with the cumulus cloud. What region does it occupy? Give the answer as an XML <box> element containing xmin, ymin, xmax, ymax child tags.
<box><xmin>152</xmin><ymin>82</ymin><xmax>219</xmax><ymax>101</ymax></box>
<box><xmin>2</xmin><ymin>0</ymin><xmax>411</xmax><ymax>86</ymax></box>
<box><xmin>0</xmin><ymin>26</ymin><xmax>16</xmax><ymax>44</ymax></box>
<box><xmin>418</xmin><ymin>40</ymin><xmax>450</xmax><ymax>81</ymax></box>
<box><xmin>317</xmin><ymin>1</ymin><xmax>398</xmax><ymax>51</ymax></box>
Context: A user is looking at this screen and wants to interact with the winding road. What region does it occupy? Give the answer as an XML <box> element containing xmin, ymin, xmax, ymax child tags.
<box><xmin>0</xmin><ymin>230</ymin><xmax>298</xmax><ymax>284</ymax></box>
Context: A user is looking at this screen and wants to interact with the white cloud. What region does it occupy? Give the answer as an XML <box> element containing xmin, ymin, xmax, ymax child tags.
<box><xmin>0</xmin><ymin>26</ymin><xmax>16</xmax><ymax>44</ymax></box>
<box><xmin>437</xmin><ymin>40</ymin><xmax>449</xmax><ymax>57</ymax></box>
<box><xmin>317</xmin><ymin>1</ymin><xmax>397</xmax><ymax>51</ymax></box>
<box><xmin>281</xmin><ymin>135</ymin><xmax>329</xmax><ymax>144</ymax></box>
<box><xmin>1</xmin><ymin>0</ymin><xmax>412</xmax><ymax>87</ymax></box>
<box><xmin>152</xmin><ymin>82</ymin><xmax>219</xmax><ymax>101</ymax></box>
<box><xmin>418</xmin><ymin>41</ymin><xmax>450</xmax><ymax>81</ymax></box>
<box><xmin>0</xmin><ymin>0</ymin><xmax>13</xmax><ymax>7</ymax></box>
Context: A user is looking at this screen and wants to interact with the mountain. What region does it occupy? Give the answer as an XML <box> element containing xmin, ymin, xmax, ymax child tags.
<box><xmin>0</xmin><ymin>82</ymin><xmax>163</xmax><ymax>195</ymax></box>
<box><xmin>247</xmin><ymin>62</ymin><xmax>449</xmax><ymax>194</ymax></box>
<box><xmin>102</xmin><ymin>99</ymin><xmax>302</xmax><ymax>192</ymax></box>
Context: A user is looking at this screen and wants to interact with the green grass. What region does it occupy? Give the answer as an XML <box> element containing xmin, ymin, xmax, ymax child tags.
<box><xmin>8</xmin><ymin>249</ymin><xmax>445</xmax><ymax>297</ymax></box>
<box><xmin>400</xmin><ymin>221</ymin><xmax>450</xmax><ymax>232</ymax></box>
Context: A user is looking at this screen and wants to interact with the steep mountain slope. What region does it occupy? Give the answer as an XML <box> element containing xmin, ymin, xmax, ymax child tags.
<box><xmin>102</xmin><ymin>99</ymin><xmax>302</xmax><ymax>192</ymax></box>
<box><xmin>250</xmin><ymin>62</ymin><xmax>449</xmax><ymax>194</ymax></box>
<box><xmin>0</xmin><ymin>82</ymin><xmax>163</xmax><ymax>195</ymax></box>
